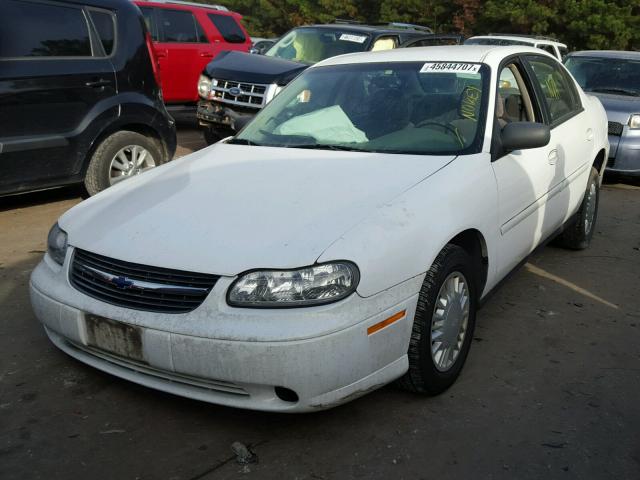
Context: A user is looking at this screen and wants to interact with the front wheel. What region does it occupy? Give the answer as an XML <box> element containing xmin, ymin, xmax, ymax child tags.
<box><xmin>557</xmin><ymin>166</ymin><xmax>600</xmax><ymax>250</ymax></box>
<box><xmin>398</xmin><ymin>244</ymin><xmax>477</xmax><ymax>395</ymax></box>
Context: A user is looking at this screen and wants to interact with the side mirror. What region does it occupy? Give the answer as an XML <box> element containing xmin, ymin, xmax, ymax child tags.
<box><xmin>501</xmin><ymin>122</ymin><xmax>550</xmax><ymax>151</ymax></box>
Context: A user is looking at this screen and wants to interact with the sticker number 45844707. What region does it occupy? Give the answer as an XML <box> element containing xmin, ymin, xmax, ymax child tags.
<box><xmin>420</xmin><ymin>62</ymin><xmax>481</xmax><ymax>74</ymax></box>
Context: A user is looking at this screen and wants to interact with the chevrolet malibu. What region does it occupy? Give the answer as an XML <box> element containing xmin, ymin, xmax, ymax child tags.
<box><xmin>30</xmin><ymin>46</ymin><xmax>609</xmax><ymax>412</ymax></box>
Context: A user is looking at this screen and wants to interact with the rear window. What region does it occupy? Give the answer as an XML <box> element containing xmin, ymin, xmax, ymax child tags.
<box><xmin>0</xmin><ymin>0</ymin><xmax>91</xmax><ymax>58</ymax></box>
<box><xmin>208</xmin><ymin>13</ymin><xmax>246</xmax><ymax>43</ymax></box>
<box><xmin>89</xmin><ymin>10</ymin><xmax>115</xmax><ymax>55</ymax></box>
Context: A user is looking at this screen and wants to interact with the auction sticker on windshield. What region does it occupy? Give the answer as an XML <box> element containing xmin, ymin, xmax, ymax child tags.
<box><xmin>420</xmin><ymin>62</ymin><xmax>482</xmax><ymax>74</ymax></box>
<box><xmin>339</xmin><ymin>33</ymin><xmax>367</xmax><ymax>43</ymax></box>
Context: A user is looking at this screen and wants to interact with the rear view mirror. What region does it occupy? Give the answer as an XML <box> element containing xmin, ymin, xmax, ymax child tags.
<box><xmin>501</xmin><ymin>122</ymin><xmax>550</xmax><ymax>151</ymax></box>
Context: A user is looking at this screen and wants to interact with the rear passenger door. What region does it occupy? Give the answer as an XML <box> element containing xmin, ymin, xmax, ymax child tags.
<box><xmin>0</xmin><ymin>0</ymin><xmax>116</xmax><ymax>193</ymax></box>
<box><xmin>523</xmin><ymin>54</ymin><xmax>592</xmax><ymax>225</ymax></box>
<box><xmin>152</xmin><ymin>7</ymin><xmax>209</xmax><ymax>103</ymax></box>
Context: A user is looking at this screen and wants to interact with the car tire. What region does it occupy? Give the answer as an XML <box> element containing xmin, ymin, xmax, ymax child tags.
<box><xmin>398</xmin><ymin>244</ymin><xmax>477</xmax><ymax>395</ymax></box>
<box><xmin>557</xmin><ymin>166</ymin><xmax>600</xmax><ymax>250</ymax></box>
<box><xmin>84</xmin><ymin>131</ymin><xmax>164</xmax><ymax>196</ymax></box>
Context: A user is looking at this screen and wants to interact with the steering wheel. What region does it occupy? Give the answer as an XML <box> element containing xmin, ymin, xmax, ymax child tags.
<box><xmin>415</xmin><ymin>121</ymin><xmax>464</xmax><ymax>148</ymax></box>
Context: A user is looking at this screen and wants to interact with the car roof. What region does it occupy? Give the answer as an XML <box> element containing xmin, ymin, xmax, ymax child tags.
<box><xmin>315</xmin><ymin>45</ymin><xmax>555</xmax><ymax>68</ymax></box>
<box><xmin>468</xmin><ymin>35</ymin><xmax>567</xmax><ymax>48</ymax></box>
<box><xmin>566</xmin><ymin>50</ymin><xmax>640</xmax><ymax>60</ymax></box>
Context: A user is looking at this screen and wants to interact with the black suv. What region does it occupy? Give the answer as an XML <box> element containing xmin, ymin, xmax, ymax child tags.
<box><xmin>0</xmin><ymin>0</ymin><xmax>177</xmax><ymax>196</ymax></box>
<box><xmin>196</xmin><ymin>22</ymin><xmax>438</xmax><ymax>143</ymax></box>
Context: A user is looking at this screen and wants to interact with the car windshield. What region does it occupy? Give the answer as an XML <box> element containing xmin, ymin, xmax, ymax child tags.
<box><xmin>564</xmin><ymin>56</ymin><xmax>640</xmax><ymax>96</ymax></box>
<box><xmin>232</xmin><ymin>61</ymin><xmax>488</xmax><ymax>155</ymax></box>
<box><xmin>264</xmin><ymin>27</ymin><xmax>371</xmax><ymax>64</ymax></box>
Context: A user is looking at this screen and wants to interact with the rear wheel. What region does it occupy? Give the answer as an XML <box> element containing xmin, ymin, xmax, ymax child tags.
<box><xmin>557</xmin><ymin>166</ymin><xmax>599</xmax><ymax>250</ymax></box>
<box><xmin>398</xmin><ymin>244</ymin><xmax>477</xmax><ymax>395</ymax></box>
<box><xmin>84</xmin><ymin>131</ymin><xmax>164</xmax><ymax>196</ymax></box>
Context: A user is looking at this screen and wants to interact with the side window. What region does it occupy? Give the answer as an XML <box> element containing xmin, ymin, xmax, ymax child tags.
<box><xmin>89</xmin><ymin>10</ymin><xmax>116</xmax><ymax>55</ymax></box>
<box><xmin>497</xmin><ymin>64</ymin><xmax>536</xmax><ymax>125</ymax></box>
<box><xmin>139</xmin><ymin>7</ymin><xmax>158</xmax><ymax>41</ymax></box>
<box><xmin>371</xmin><ymin>36</ymin><xmax>398</xmax><ymax>52</ymax></box>
<box><xmin>0</xmin><ymin>0</ymin><xmax>91</xmax><ymax>58</ymax></box>
<box><xmin>159</xmin><ymin>9</ymin><xmax>204</xmax><ymax>43</ymax></box>
<box><xmin>208</xmin><ymin>13</ymin><xmax>246</xmax><ymax>43</ymax></box>
<box><xmin>525</xmin><ymin>55</ymin><xmax>582</xmax><ymax>124</ymax></box>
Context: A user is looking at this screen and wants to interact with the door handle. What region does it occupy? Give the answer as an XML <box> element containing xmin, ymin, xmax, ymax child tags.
<box><xmin>199</xmin><ymin>52</ymin><xmax>214</xmax><ymax>58</ymax></box>
<box><xmin>586</xmin><ymin>128</ymin><xmax>594</xmax><ymax>142</ymax></box>
<box><xmin>548</xmin><ymin>149</ymin><xmax>558</xmax><ymax>165</ymax></box>
<box><xmin>155</xmin><ymin>50</ymin><xmax>167</xmax><ymax>58</ymax></box>
<box><xmin>85</xmin><ymin>78</ymin><xmax>111</xmax><ymax>88</ymax></box>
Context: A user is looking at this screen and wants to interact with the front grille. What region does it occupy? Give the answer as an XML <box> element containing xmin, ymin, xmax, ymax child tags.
<box><xmin>608</xmin><ymin>121</ymin><xmax>624</xmax><ymax>136</ymax></box>
<box><xmin>70</xmin><ymin>249</ymin><xmax>219</xmax><ymax>314</ymax></box>
<box><xmin>210</xmin><ymin>78</ymin><xmax>268</xmax><ymax>109</ymax></box>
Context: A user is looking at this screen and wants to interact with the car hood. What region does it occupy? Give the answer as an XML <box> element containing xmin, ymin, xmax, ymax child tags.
<box><xmin>588</xmin><ymin>92</ymin><xmax>640</xmax><ymax>124</ymax></box>
<box><xmin>204</xmin><ymin>50</ymin><xmax>308</xmax><ymax>85</ymax></box>
<box><xmin>60</xmin><ymin>145</ymin><xmax>455</xmax><ymax>276</ymax></box>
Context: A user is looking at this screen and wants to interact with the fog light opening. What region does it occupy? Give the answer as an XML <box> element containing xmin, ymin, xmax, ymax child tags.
<box><xmin>274</xmin><ymin>386</ymin><xmax>299</xmax><ymax>403</ymax></box>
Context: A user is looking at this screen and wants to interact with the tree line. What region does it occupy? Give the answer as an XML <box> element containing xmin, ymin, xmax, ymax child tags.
<box><xmin>201</xmin><ymin>0</ymin><xmax>639</xmax><ymax>51</ymax></box>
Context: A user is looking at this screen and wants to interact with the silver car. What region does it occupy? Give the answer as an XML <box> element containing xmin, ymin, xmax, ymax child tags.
<box><xmin>565</xmin><ymin>50</ymin><xmax>640</xmax><ymax>178</ymax></box>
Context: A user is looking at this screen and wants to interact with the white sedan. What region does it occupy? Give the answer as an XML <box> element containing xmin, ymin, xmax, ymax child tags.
<box><xmin>30</xmin><ymin>46</ymin><xmax>608</xmax><ymax>412</ymax></box>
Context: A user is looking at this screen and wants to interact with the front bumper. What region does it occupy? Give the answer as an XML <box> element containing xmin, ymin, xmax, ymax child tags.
<box><xmin>196</xmin><ymin>99</ymin><xmax>257</xmax><ymax>132</ymax></box>
<box><xmin>607</xmin><ymin>130</ymin><xmax>640</xmax><ymax>176</ymax></box>
<box><xmin>30</xmin><ymin>252</ymin><xmax>421</xmax><ymax>412</ymax></box>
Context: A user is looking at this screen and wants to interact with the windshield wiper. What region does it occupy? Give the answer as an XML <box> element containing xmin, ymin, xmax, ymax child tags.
<box><xmin>588</xmin><ymin>87</ymin><xmax>640</xmax><ymax>97</ymax></box>
<box><xmin>226</xmin><ymin>138</ymin><xmax>261</xmax><ymax>146</ymax></box>
<box><xmin>283</xmin><ymin>144</ymin><xmax>369</xmax><ymax>152</ymax></box>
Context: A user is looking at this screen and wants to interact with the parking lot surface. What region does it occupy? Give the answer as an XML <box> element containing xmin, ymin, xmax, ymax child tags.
<box><xmin>1</xmin><ymin>129</ymin><xmax>639</xmax><ymax>479</ymax></box>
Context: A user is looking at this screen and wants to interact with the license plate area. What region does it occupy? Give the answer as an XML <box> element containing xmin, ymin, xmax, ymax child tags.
<box><xmin>85</xmin><ymin>314</ymin><xmax>145</xmax><ymax>363</ymax></box>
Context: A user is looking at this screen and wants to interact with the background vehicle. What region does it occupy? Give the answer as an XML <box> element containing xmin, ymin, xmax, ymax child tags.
<box><xmin>564</xmin><ymin>50</ymin><xmax>640</xmax><ymax>178</ymax></box>
<box><xmin>0</xmin><ymin>0</ymin><xmax>176</xmax><ymax>196</ymax></box>
<box><xmin>403</xmin><ymin>33</ymin><xmax>465</xmax><ymax>47</ymax></box>
<box><xmin>465</xmin><ymin>34</ymin><xmax>567</xmax><ymax>60</ymax></box>
<box><xmin>31</xmin><ymin>46</ymin><xmax>608</xmax><ymax>412</ymax></box>
<box><xmin>250</xmin><ymin>37</ymin><xmax>277</xmax><ymax>55</ymax></box>
<box><xmin>135</xmin><ymin>0</ymin><xmax>251</xmax><ymax>112</ymax></box>
<box><xmin>196</xmin><ymin>22</ymin><xmax>434</xmax><ymax>144</ymax></box>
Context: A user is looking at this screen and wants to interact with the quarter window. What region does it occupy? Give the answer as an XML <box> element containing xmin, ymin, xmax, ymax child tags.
<box><xmin>208</xmin><ymin>13</ymin><xmax>246</xmax><ymax>43</ymax></box>
<box><xmin>160</xmin><ymin>9</ymin><xmax>205</xmax><ymax>43</ymax></box>
<box><xmin>89</xmin><ymin>10</ymin><xmax>116</xmax><ymax>55</ymax></box>
<box><xmin>526</xmin><ymin>55</ymin><xmax>581</xmax><ymax>124</ymax></box>
<box><xmin>0</xmin><ymin>0</ymin><xmax>91</xmax><ymax>58</ymax></box>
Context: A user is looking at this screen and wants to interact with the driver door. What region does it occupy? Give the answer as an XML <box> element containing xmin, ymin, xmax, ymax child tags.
<box><xmin>491</xmin><ymin>60</ymin><xmax>556</xmax><ymax>278</ymax></box>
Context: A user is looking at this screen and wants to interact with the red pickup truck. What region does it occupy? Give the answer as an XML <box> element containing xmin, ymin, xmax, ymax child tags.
<box><xmin>135</xmin><ymin>0</ymin><xmax>251</xmax><ymax>106</ymax></box>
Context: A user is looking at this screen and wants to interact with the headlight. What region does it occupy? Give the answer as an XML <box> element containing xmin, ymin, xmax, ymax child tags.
<box><xmin>228</xmin><ymin>262</ymin><xmax>359</xmax><ymax>308</ymax></box>
<box><xmin>264</xmin><ymin>83</ymin><xmax>283</xmax><ymax>104</ymax></box>
<box><xmin>47</xmin><ymin>222</ymin><xmax>68</xmax><ymax>265</ymax></box>
<box><xmin>629</xmin><ymin>114</ymin><xmax>640</xmax><ymax>129</ymax></box>
<box><xmin>198</xmin><ymin>74</ymin><xmax>212</xmax><ymax>99</ymax></box>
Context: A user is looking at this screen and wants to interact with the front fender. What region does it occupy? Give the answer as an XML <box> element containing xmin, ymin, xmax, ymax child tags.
<box><xmin>318</xmin><ymin>153</ymin><xmax>499</xmax><ymax>298</ymax></box>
